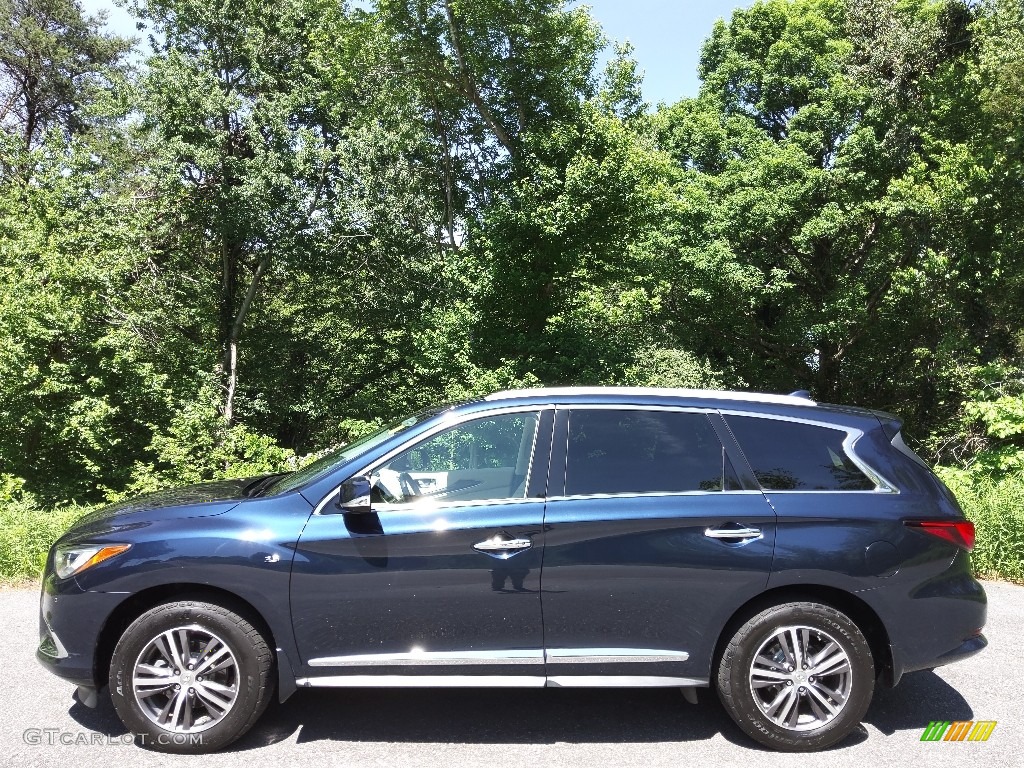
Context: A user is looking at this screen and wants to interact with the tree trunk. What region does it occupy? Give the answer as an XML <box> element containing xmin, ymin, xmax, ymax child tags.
<box><xmin>221</xmin><ymin>252</ymin><xmax>272</xmax><ymax>426</ymax></box>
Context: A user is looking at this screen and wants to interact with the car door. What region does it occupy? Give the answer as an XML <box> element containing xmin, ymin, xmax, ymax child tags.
<box><xmin>290</xmin><ymin>408</ymin><xmax>553</xmax><ymax>683</ymax></box>
<box><xmin>539</xmin><ymin>405</ymin><xmax>777</xmax><ymax>686</ymax></box>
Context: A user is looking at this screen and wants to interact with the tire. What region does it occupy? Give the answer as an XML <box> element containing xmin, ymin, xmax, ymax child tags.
<box><xmin>108</xmin><ymin>599</ymin><xmax>274</xmax><ymax>753</ymax></box>
<box><xmin>716</xmin><ymin>601</ymin><xmax>874</xmax><ymax>751</ymax></box>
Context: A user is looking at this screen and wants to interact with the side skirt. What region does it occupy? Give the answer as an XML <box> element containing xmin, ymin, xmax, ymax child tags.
<box><xmin>294</xmin><ymin>675</ymin><xmax>709</xmax><ymax>689</ymax></box>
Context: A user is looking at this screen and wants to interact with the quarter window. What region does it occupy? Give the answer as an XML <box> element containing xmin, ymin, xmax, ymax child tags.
<box><xmin>564</xmin><ymin>409</ymin><xmax>740</xmax><ymax>496</ymax></box>
<box><xmin>725</xmin><ymin>416</ymin><xmax>875</xmax><ymax>491</ymax></box>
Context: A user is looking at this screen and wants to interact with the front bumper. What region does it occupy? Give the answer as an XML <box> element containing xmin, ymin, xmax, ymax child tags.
<box><xmin>36</xmin><ymin>573</ymin><xmax>127</xmax><ymax>688</ymax></box>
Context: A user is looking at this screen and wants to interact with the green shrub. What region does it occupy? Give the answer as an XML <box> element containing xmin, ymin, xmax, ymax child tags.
<box><xmin>113</xmin><ymin>380</ymin><xmax>299</xmax><ymax>500</ymax></box>
<box><xmin>0</xmin><ymin>475</ymin><xmax>93</xmax><ymax>581</ymax></box>
<box><xmin>937</xmin><ymin>468</ymin><xmax>1024</xmax><ymax>583</ymax></box>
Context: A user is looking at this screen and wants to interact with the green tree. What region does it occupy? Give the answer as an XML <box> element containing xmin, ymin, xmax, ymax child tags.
<box><xmin>655</xmin><ymin>0</ymin><xmax>981</xmax><ymax>416</ymax></box>
<box><xmin>0</xmin><ymin>0</ymin><xmax>132</xmax><ymax>151</ymax></box>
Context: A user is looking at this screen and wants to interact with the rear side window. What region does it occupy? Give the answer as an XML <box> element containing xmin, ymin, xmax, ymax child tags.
<box><xmin>725</xmin><ymin>415</ymin><xmax>875</xmax><ymax>491</ymax></box>
<box><xmin>565</xmin><ymin>409</ymin><xmax>740</xmax><ymax>495</ymax></box>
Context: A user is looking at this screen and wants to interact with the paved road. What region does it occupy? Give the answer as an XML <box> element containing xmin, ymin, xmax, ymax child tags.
<box><xmin>2</xmin><ymin>582</ymin><xmax>1021</xmax><ymax>768</ymax></box>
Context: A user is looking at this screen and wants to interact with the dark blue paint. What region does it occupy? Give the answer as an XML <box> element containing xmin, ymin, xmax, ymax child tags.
<box><xmin>290</xmin><ymin>501</ymin><xmax>546</xmax><ymax>674</ymax></box>
<box><xmin>37</xmin><ymin>389</ymin><xmax>987</xmax><ymax>701</ymax></box>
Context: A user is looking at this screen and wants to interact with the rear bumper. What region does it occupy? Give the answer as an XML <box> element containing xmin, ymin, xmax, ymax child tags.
<box><xmin>931</xmin><ymin>632</ymin><xmax>988</xmax><ymax>667</ymax></box>
<box><xmin>876</xmin><ymin>550</ymin><xmax>987</xmax><ymax>685</ymax></box>
<box><xmin>890</xmin><ymin>631</ymin><xmax>987</xmax><ymax>685</ymax></box>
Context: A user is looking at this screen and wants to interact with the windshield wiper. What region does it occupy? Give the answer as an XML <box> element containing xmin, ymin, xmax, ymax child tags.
<box><xmin>244</xmin><ymin>472</ymin><xmax>290</xmax><ymax>498</ymax></box>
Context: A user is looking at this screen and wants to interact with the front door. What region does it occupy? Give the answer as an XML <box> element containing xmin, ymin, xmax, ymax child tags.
<box><xmin>290</xmin><ymin>408</ymin><xmax>552</xmax><ymax>682</ymax></box>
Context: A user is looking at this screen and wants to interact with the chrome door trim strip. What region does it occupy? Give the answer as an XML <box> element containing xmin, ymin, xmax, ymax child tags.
<box><xmin>308</xmin><ymin>649</ymin><xmax>544</xmax><ymax>667</ymax></box>
<box><xmin>296</xmin><ymin>675</ymin><xmax>547</xmax><ymax>688</ymax></box>
<box><xmin>308</xmin><ymin>647</ymin><xmax>689</xmax><ymax>668</ymax></box>
<box><xmin>546</xmin><ymin>675</ymin><xmax>708</xmax><ymax>688</ymax></box>
<box><xmin>545</xmin><ymin>648</ymin><xmax>689</xmax><ymax>663</ymax></box>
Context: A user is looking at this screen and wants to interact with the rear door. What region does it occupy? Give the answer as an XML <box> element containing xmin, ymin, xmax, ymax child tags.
<box><xmin>539</xmin><ymin>405</ymin><xmax>777</xmax><ymax>685</ymax></box>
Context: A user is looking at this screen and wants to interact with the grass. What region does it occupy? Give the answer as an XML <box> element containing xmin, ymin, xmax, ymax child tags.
<box><xmin>940</xmin><ymin>472</ymin><xmax>1024</xmax><ymax>584</ymax></box>
<box><xmin>0</xmin><ymin>499</ymin><xmax>93</xmax><ymax>581</ymax></box>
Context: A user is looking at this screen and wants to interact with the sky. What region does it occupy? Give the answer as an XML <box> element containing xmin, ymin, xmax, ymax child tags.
<box><xmin>581</xmin><ymin>1</ymin><xmax>746</xmax><ymax>104</ymax></box>
<box><xmin>79</xmin><ymin>0</ymin><xmax>747</xmax><ymax>105</ymax></box>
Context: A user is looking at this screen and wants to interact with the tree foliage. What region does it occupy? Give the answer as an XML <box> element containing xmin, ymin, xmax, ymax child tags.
<box><xmin>1</xmin><ymin>0</ymin><xmax>1023</xmax><ymax>509</ymax></box>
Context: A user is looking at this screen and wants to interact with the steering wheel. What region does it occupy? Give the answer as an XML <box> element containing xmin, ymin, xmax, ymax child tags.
<box><xmin>398</xmin><ymin>472</ymin><xmax>422</xmax><ymax>499</ymax></box>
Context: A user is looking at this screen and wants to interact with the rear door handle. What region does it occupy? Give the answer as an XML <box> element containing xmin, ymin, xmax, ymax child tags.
<box><xmin>704</xmin><ymin>525</ymin><xmax>762</xmax><ymax>541</ymax></box>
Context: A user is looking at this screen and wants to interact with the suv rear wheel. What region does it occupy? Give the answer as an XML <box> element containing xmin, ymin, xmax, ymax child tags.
<box><xmin>716</xmin><ymin>601</ymin><xmax>874</xmax><ymax>751</ymax></box>
<box><xmin>108</xmin><ymin>600</ymin><xmax>274</xmax><ymax>753</ymax></box>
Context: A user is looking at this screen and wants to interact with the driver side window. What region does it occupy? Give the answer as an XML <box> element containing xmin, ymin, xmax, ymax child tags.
<box><xmin>371</xmin><ymin>412</ymin><xmax>540</xmax><ymax>505</ymax></box>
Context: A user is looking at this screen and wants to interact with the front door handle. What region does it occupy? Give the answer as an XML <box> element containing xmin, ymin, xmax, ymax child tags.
<box><xmin>704</xmin><ymin>525</ymin><xmax>762</xmax><ymax>541</ymax></box>
<box><xmin>473</xmin><ymin>535</ymin><xmax>532</xmax><ymax>557</ymax></box>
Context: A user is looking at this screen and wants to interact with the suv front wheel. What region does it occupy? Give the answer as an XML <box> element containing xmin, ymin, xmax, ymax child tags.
<box><xmin>108</xmin><ymin>599</ymin><xmax>274</xmax><ymax>753</ymax></box>
<box><xmin>716</xmin><ymin>601</ymin><xmax>875</xmax><ymax>751</ymax></box>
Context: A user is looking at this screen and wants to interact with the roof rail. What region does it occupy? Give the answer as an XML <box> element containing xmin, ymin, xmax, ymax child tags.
<box><xmin>483</xmin><ymin>387</ymin><xmax>817</xmax><ymax>406</ymax></box>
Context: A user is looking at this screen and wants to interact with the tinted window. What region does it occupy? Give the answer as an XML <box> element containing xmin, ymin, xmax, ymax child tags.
<box><xmin>726</xmin><ymin>416</ymin><xmax>875</xmax><ymax>491</ymax></box>
<box><xmin>565</xmin><ymin>410</ymin><xmax>739</xmax><ymax>496</ymax></box>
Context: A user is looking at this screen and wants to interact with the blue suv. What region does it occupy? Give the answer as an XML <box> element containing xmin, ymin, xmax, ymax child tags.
<box><xmin>38</xmin><ymin>387</ymin><xmax>987</xmax><ymax>752</ymax></box>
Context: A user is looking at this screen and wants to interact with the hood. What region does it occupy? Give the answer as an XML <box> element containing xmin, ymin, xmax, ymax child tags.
<box><xmin>70</xmin><ymin>477</ymin><xmax>261</xmax><ymax>533</ymax></box>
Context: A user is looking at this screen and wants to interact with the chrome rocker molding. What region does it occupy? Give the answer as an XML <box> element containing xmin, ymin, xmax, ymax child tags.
<box><xmin>294</xmin><ymin>675</ymin><xmax>708</xmax><ymax>689</ymax></box>
<box><xmin>296</xmin><ymin>675</ymin><xmax>548</xmax><ymax>688</ymax></box>
<box><xmin>298</xmin><ymin>648</ymin><xmax>703</xmax><ymax>688</ymax></box>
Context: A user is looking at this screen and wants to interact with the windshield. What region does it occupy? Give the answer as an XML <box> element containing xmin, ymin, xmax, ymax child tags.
<box><xmin>267</xmin><ymin>406</ymin><xmax>447</xmax><ymax>495</ymax></box>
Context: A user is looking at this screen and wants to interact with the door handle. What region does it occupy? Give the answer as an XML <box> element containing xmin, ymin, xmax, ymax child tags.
<box><xmin>473</xmin><ymin>535</ymin><xmax>532</xmax><ymax>554</ymax></box>
<box><xmin>704</xmin><ymin>525</ymin><xmax>762</xmax><ymax>541</ymax></box>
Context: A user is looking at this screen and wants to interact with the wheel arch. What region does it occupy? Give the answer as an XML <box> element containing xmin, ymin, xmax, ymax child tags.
<box><xmin>94</xmin><ymin>583</ymin><xmax>292</xmax><ymax>697</ymax></box>
<box><xmin>712</xmin><ymin>585</ymin><xmax>895</xmax><ymax>687</ymax></box>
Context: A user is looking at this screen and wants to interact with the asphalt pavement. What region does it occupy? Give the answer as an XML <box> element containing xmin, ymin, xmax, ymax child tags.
<box><xmin>2</xmin><ymin>581</ymin><xmax>1021</xmax><ymax>768</ymax></box>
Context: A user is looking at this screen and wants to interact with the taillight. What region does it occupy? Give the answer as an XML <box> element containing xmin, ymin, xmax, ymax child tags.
<box><xmin>904</xmin><ymin>520</ymin><xmax>975</xmax><ymax>551</ymax></box>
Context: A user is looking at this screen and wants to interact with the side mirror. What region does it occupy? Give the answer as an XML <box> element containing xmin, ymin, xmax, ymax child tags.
<box><xmin>335</xmin><ymin>475</ymin><xmax>372</xmax><ymax>514</ymax></box>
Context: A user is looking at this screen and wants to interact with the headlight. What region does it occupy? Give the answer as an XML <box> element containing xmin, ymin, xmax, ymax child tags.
<box><xmin>54</xmin><ymin>544</ymin><xmax>131</xmax><ymax>579</ymax></box>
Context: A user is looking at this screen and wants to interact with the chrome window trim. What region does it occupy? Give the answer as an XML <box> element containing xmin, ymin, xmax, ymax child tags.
<box><xmin>366</xmin><ymin>497</ymin><xmax>545</xmax><ymax>514</ymax></box>
<box><xmin>718</xmin><ymin>410</ymin><xmax>898</xmax><ymax>493</ymax></box>
<box><xmin>545</xmin><ymin>490</ymin><xmax>764</xmax><ymax>502</ymax></box>
<box><xmin>314</xmin><ymin>404</ymin><xmax>548</xmax><ymax>515</ymax></box>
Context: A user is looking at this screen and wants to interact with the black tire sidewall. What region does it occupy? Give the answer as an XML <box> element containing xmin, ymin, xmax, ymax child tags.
<box><xmin>717</xmin><ymin>602</ymin><xmax>875</xmax><ymax>751</ymax></box>
<box><xmin>108</xmin><ymin>601</ymin><xmax>270</xmax><ymax>753</ymax></box>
